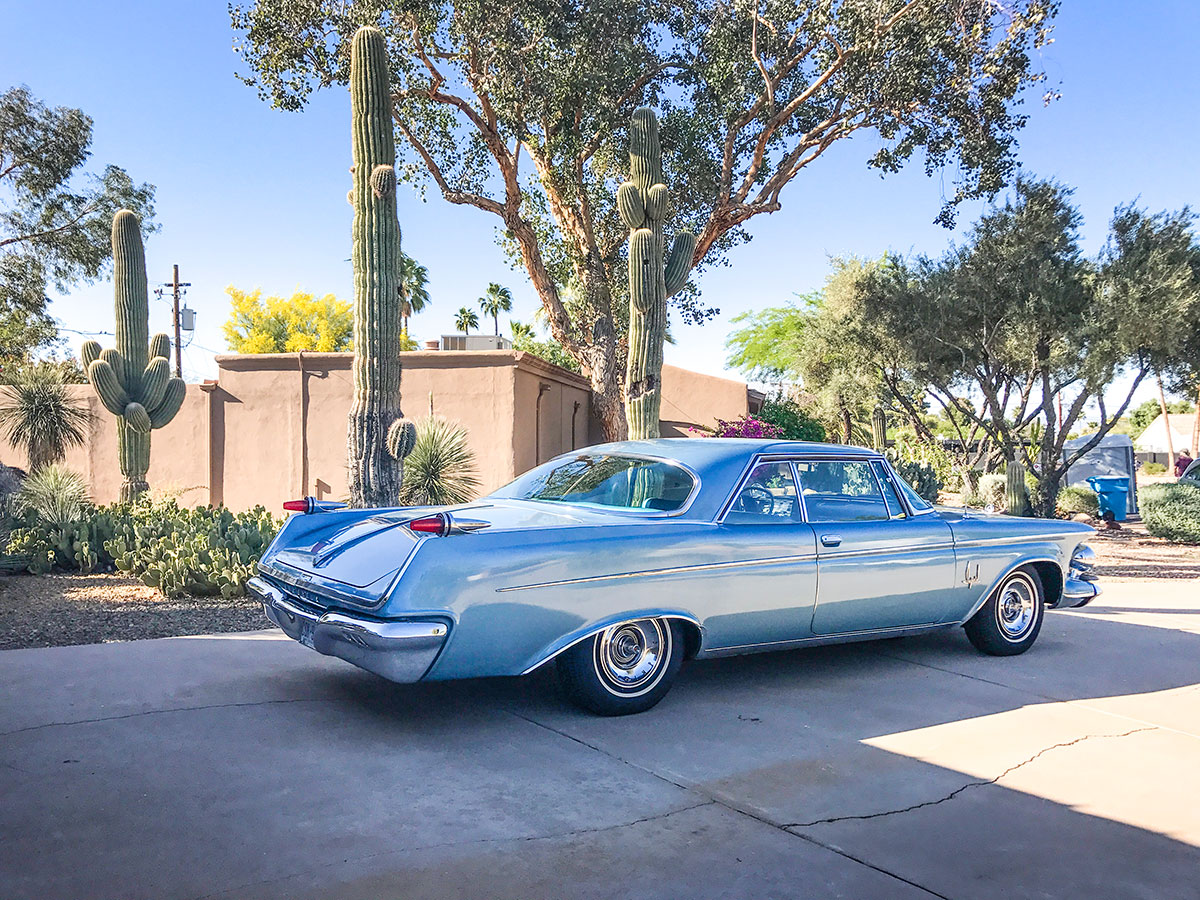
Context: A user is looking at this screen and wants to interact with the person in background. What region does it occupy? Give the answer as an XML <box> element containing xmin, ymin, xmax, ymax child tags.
<box><xmin>1176</xmin><ymin>450</ymin><xmax>1194</xmax><ymax>478</ymax></box>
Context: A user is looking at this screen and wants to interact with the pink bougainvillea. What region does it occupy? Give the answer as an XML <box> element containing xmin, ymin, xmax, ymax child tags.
<box><xmin>692</xmin><ymin>415</ymin><xmax>784</xmax><ymax>439</ymax></box>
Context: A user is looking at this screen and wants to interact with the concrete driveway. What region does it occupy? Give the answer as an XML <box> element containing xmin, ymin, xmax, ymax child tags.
<box><xmin>2</xmin><ymin>580</ymin><xmax>1198</xmax><ymax>900</ymax></box>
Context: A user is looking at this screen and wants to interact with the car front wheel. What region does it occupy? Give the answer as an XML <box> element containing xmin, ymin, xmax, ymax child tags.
<box><xmin>557</xmin><ymin>617</ymin><xmax>685</xmax><ymax>715</ymax></box>
<box><xmin>964</xmin><ymin>566</ymin><xmax>1045</xmax><ymax>656</ymax></box>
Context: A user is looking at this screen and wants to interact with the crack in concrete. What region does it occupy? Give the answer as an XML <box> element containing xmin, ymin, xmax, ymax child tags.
<box><xmin>0</xmin><ymin>696</ymin><xmax>336</xmax><ymax>740</ymax></box>
<box><xmin>188</xmin><ymin>799</ymin><xmax>717</xmax><ymax>900</ymax></box>
<box><xmin>785</xmin><ymin>726</ymin><xmax>1156</xmax><ymax>828</ymax></box>
<box><xmin>510</xmin><ymin>711</ymin><xmax>952</xmax><ymax>899</ymax></box>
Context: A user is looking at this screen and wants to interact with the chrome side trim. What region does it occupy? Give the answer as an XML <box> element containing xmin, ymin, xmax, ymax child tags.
<box><xmin>519</xmin><ymin>612</ymin><xmax>704</xmax><ymax>675</ymax></box>
<box><xmin>817</xmin><ymin>542</ymin><xmax>956</xmax><ymax>560</ymax></box>
<box><xmin>957</xmin><ymin>556</ymin><xmax>1060</xmax><ymax>622</ymax></box>
<box><xmin>495</xmin><ymin>552</ymin><xmax>819</xmax><ymax>594</ymax></box>
<box><xmin>954</xmin><ymin>534</ymin><xmax>1081</xmax><ymax>549</ymax></box>
<box><xmin>700</xmin><ymin>621</ymin><xmax>957</xmax><ymax>657</ymax></box>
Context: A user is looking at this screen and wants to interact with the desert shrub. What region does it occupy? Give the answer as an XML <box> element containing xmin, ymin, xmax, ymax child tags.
<box><xmin>1140</xmin><ymin>482</ymin><xmax>1200</xmax><ymax>544</ymax></box>
<box><xmin>6</xmin><ymin>498</ymin><xmax>280</xmax><ymax>595</ymax></box>
<box><xmin>757</xmin><ymin>399</ymin><xmax>825</xmax><ymax>441</ymax></box>
<box><xmin>962</xmin><ymin>489</ymin><xmax>985</xmax><ymax>508</ymax></box>
<box><xmin>399</xmin><ymin>417</ymin><xmax>481</xmax><ymax>506</ymax></box>
<box><xmin>14</xmin><ymin>464</ymin><xmax>90</xmax><ymax>528</ymax></box>
<box><xmin>1056</xmin><ymin>485</ymin><xmax>1099</xmax><ymax>517</ymax></box>
<box><xmin>0</xmin><ymin>365</ymin><xmax>90</xmax><ymax>471</ymax></box>
<box><xmin>1142</xmin><ymin>461</ymin><xmax>1167</xmax><ymax>475</ymax></box>
<box><xmin>702</xmin><ymin>414</ymin><xmax>784</xmax><ymax>439</ymax></box>
<box><xmin>978</xmin><ymin>473</ymin><xmax>1007</xmax><ymax>509</ymax></box>
<box><xmin>887</xmin><ymin>456</ymin><xmax>942</xmax><ymax>503</ymax></box>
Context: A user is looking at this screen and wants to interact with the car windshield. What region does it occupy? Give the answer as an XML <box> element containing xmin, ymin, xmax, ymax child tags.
<box><xmin>495</xmin><ymin>454</ymin><xmax>696</xmax><ymax>512</ymax></box>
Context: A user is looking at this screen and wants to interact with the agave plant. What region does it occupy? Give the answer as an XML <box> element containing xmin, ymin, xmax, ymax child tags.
<box><xmin>399</xmin><ymin>417</ymin><xmax>480</xmax><ymax>507</ymax></box>
<box><xmin>15</xmin><ymin>464</ymin><xmax>90</xmax><ymax>528</ymax></box>
<box><xmin>0</xmin><ymin>365</ymin><xmax>90</xmax><ymax>471</ymax></box>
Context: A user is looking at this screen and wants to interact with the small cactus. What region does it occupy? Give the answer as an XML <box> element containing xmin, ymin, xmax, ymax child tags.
<box><xmin>1006</xmin><ymin>461</ymin><xmax>1030</xmax><ymax>516</ymax></box>
<box><xmin>618</xmin><ymin>107</ymin><xmax>696</xmax><ymax>440</ymax></box>
<box><xmin>83</xmin><ymin>210</ymin><xmax>185</xmax><ymax>501</ymax></box>
<box><xmin>871</xmin><ymin>407</ymin><xmax>886</xmax><ymax>451</ymax></box>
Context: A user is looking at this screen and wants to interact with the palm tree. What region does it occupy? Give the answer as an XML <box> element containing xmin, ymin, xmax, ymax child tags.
<box><xmin>398</xmin><ymin>253</ymin><xmax>430</xmax><ymax>336</ymax></box>
<box><xmin>0</xmin><ymin>365</ymin><xmax>90</xmax><ymax>471</ymax></box>
<box><xmin>454</xmin><ymin>307</ymin><xmax>479</xmax><ymax>335</ymax></box>
<box><xmin>477</xmin><ymin>283</ymin><xmax>513</xmax><ymax>336</ymax></box>
<box><xmin>509</xmin><ymin>320</ymin><xmax>535</xmax><ymax>343</ymax></box>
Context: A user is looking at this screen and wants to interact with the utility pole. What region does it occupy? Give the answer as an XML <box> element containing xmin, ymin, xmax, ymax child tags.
<box><xmin>163</xmin><ymin>265</ymin><xmax>190</xmax><ymax>377</ymax></box>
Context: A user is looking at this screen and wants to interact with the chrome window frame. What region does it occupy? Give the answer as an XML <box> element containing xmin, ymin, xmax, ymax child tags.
<box><xmin>497</xmin><ymin>451</ymin><xmax>704</xmax><ymax>519</ymax></box>
<box><xmin>716</xmin><ymin>455</ymin><xmax>806</xmax><ymax>525</ymax></box>
<box><xmin>870</xmin><ymin>459</ymin><xmax>908</xmax><ymax>520</ymax></box>
<box><xmin>879</xmin><ymin>457</ymin><xmax>936</xmax><ymax>517</ymax></box>
<box><xmin>793</xmin><ymin>456</ymin><xmax>893</xmax><ymax>524</ymax></box>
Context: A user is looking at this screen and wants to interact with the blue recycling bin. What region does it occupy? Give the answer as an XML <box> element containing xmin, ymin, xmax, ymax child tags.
<box><xmin>1086</xmin><ymin>475</ymin><xmax>1130</xmax><ymax>521</ymax></box>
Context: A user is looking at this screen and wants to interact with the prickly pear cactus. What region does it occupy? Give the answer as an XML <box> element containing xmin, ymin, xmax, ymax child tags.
<box><xmin>82</xmin><ymin>210</ymin><xmax>186</xmax><ymax>501</ymax></box>
<box><xmin>1006</xmin><ymin>461</ymin><xmax>1030</xmax><ymax>516</ymax></box>
<box><xmin>617</xmin><ymin>107</ymin><xmax>697</xmax><ymax>441</ymax></box>
<box><xmin>346</xmin><ymin>25</ymin><xmax>413</xmax><ymax>508</ymax></box>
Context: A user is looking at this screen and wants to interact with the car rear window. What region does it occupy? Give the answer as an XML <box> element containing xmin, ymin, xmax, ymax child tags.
<box><xmin>496</xmin><ymin>454</ymin><xmax>696</xmax><ymax>512</ymax></box>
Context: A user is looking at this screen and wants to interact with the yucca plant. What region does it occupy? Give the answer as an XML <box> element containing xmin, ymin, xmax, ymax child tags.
<box><xmin>399</xmin><ymin>417</ymin><xmax>480</xmax><ymax>507</ymax></box>
<box><xmin>15</xmin><ymin>464</ymin><xmax>90</xmax><ymax>529</ymax></box>
<box><xmin>0</xmin><ymin>365</ymin><xmax>90</xmax><ymax>471</ymax></box>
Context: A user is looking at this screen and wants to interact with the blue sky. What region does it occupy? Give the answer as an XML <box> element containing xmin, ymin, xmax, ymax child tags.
<box><xmin>2</xmin><ymin>0</ymin><xmax>1197</xmax><ymax>405</ymax></box>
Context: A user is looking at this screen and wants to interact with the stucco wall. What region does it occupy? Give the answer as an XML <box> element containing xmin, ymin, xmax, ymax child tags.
<box><xmin>0</xmin><ymin>353</ymin><xmax>751</xmax><ymax>510</ymax></box>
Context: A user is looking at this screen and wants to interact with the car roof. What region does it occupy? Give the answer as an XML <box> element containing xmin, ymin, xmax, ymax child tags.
<box><xmin>579</xmin><ymin>438</ymin><xmax>884</xmax><ymax>468</ymax></box>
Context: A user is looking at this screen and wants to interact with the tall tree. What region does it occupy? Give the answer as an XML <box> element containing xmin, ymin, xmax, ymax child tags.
<box><xmin>0</xmin><ymin>86</ymin><xmax>156</xmax><ymax>372</ymax></box>
<box><xmin>477</xmin><ymin>282</ymin><xmax>513</xmax><ymax>336</ymax></box>
<box><xmin>231</xmin><ymin>0</ymin><xmax>1058</xmax><ymax>439</ymax></box>
<box><xmin>398</xmin><ymin>252</ymin><xmax>430</xmax><ymax>336</ymax></box>
<box><xmin>454</xmin><ymin>306</ymin><xmax>479</xmax><ymax>335</ymax></box>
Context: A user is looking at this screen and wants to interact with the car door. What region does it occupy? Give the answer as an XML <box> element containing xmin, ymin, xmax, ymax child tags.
<box><xmin>702</xmin><ymin>458</ymin><xmax>819</xmax><ymax>650</ymax></box>
<box><xmin>802</xmin><ymin>457</ymin><xmax>958</xmax><ymax>635</ymax></box>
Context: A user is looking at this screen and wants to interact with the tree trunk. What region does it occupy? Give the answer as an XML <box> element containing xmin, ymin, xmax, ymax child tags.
<box><xmin>841</xmin><ymin>407</ymin><xmax>852</xmax><ymax>444</ymax></box>
<box><xmin>1156</xmin><ymin>373</ymin><xmax>1175</xmax><ymax>474</ymax></box>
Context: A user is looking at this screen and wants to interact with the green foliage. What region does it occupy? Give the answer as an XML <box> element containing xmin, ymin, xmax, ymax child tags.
<box><xmin>478</xmin><ymin>283</ymin><xmax>513</xmax><ymax>337</ymax></box>
<box><xmin>978</xmin><ymin>474</ymin><xmax>1008</xmax><ymax>509</ymax></box>
<box><xmin>231</xmin><ymin>0</ymin><xmax>1058</xmax><ymax>439</ymax></box>
<box><xmin>454</xmin><ymin>307</ymin><xmax>479</xmax><ymax>335</ymax></box>
<box><xmin>1142</xmin><ymin>461</ymin><xmax>1168</xmax><ymax>475</ymax></box>
<box><xmin>757</xmin><ymin>398</ymin><xmax>825</xmax><ymax>442</ymax></box>
<box><xmin>14</xmin><ymin>464</ymin><xmax>89</xmax><ymax>529</ymax></box>
<box><xmin>347</xmin><ymin>26</ymin><xmax>408</xmax><ymax>507</ymax></box>
<box><xmin>511</xmin><ymin>321</ymin><xmax>581</xmax><ymax>373</ymax></box>
<box><xmin>887</xmin><ymin>456</ymin><xmax>942</xmax><ymax>504</ymax></box>
<box><xmin>223</xmin><ymin>286</ymin><xmax>353</xmax><ymax>352</ymax></box>
<box><xmin>886</xmin><ymin>437</ymin><xmax>953</xmax><ymax>496</ymax></box>
<box><xmin>1140</xmin><ymin>482</ymin><xmax>1200</xmax><ymax>544</ymax></box>
<box><xmin>0</xmin><ymin>363</ymin><xmax>89</xmax><ymax>470</ymax></box>
<box><xmin>6</xmin><ymin>498</ymin><xmax>281</xmax><ymax>595</ymax></box>
<box><xmin>1056</xmin><ymin>485</ymin><xmax>1099</xmax><ymax>517</ymax></box>
<box><xmin>0</xmin><ymin>86</ymin><xmax>156</xmax><ymax>371</ymax></box>
<box><xmin>399</xmin><ymin>417</ymin><xmax>481</xmax><ymax>507</ymax></box>
<box><xmin>83</xmin><ymin>211</ymin><xmax>186</xmax><ymax>501</ymax></box>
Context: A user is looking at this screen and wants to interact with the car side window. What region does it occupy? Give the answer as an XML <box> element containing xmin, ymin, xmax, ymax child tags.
<box><xmin>725</xmin><ymin>461</ymin><xmax>802</xmax><ymax>525</ymax></box>
<box><xmin>795</xmin><ymin>460</ymin><xmax>889</xmax><ymax>522</ymax></box>
<box><xmin>872</xmin><ymin>461</ymin><xmax>907</xmax><ymax>519</ymax></box>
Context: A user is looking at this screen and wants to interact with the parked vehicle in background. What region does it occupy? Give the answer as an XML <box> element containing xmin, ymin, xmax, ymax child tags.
<box><xmin>250</xmin><ymin>440</ymin><xmax>1100</xmax><ymax>715</ymax></box>
<box><xmin>1180</xmin><ymin>457</ymin><xmax>1200</xmax><ymax>484</ymax></box>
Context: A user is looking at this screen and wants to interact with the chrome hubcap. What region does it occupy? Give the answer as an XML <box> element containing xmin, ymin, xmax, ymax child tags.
<box><xmin>996</xmin><ymin>577</ymin><xmax>1036</xmax><ymax>640</ymax></box>
<box><xmin>594</xmin><ymin>619</ymin><xmax>670</xmax><ymax>696</ymax></box>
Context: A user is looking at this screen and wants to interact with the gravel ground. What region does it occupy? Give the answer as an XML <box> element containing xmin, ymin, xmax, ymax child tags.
<box><xmin>0</xmin><ymin>573</ymin><xmax>268</xmax><ymax>651</ymax></box>
<box><xmin>1086</xmin><ymin>520</ymin><xmax>1200</xmax><ymax>579</ymax></box>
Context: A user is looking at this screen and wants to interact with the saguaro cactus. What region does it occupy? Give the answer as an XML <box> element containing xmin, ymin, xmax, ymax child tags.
<box><xmin>347</xmin><ymin>25</ymin><xmax>415</xmax><ymax>508</ymax></box>
<box><xmin>618</xmin><ymin>107</ymin><xmax>697</xmax><ymax>440</ymax></box>
<box><xmin>81</xmin><ymin>210</ymin><xmax>185</xmax><ymax>501</ymax></box>
<box><xmin>871</xmin><ymin>406</ymin><xmax>887</xmax><ymax>451</ymax></box>
<box><xmin>1006</xmin><ymin>461</ymin><xmax>1030</xmax><ymax>516</ymax></box>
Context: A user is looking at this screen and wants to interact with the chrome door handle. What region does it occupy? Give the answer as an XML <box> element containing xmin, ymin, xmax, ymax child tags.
<box><xmin>820</xmin><ymin>534</ymin><xmax>842</xmax><ymax>547</ymax></box>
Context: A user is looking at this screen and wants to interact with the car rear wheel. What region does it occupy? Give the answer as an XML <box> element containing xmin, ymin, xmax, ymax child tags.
<box><xmin>557</xmin><ymin>617</ymin><xmax>685</xmax><ymax>715</ymax></box>
<box><xmin>964</xmin><ymin>566</ymin><xmax>1044</xmax><ymax>656</ymax></box>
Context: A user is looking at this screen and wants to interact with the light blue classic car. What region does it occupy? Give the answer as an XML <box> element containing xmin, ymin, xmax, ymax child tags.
<box><xmin>249</xmin><ymin>439</ymin><xmax>1101</xmax><ymax>715</ymax></box>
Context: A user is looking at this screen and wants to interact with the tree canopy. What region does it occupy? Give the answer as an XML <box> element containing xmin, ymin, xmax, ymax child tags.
<box><xmin>0</xmin><ymin>86</ymin><xmax>156</xmax><ymax>372</ymax></box>
<box><xmin>231</xmin><ymin>0</ymin><xmax>1058</xmax><ymax>438</ymax></box>
<box><xmin>729</xmin><ymin>177</ymin><xmax>1200</xmax><ymax>514</ymax></box>
<box><xmin>223</xmin><ymin>287</ymin><xmax>354</xmax><ymax>352</ymax></box>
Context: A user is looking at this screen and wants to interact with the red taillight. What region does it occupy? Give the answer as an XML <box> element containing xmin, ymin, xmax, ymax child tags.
<box><xmin>283</xmin><ymin>498</ymin><xmax>312</xmax><ymax>513</ymax></box>
<box><xmin>407</xmin><ymin>514</ymin><xmax>447</xmax><ymax>536</ymax></box>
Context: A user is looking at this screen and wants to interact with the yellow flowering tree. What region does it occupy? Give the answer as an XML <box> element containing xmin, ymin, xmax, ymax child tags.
<box><xmin>222</xmin><ymin>287</ymin><xmax>354</xmax><ymax>353</ymax></box>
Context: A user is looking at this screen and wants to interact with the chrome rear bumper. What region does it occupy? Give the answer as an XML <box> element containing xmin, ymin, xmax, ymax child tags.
<box><xmin>248</xmin><ymin>576</ymin><xmax>447</xmax><ymax>683</ymax></box>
